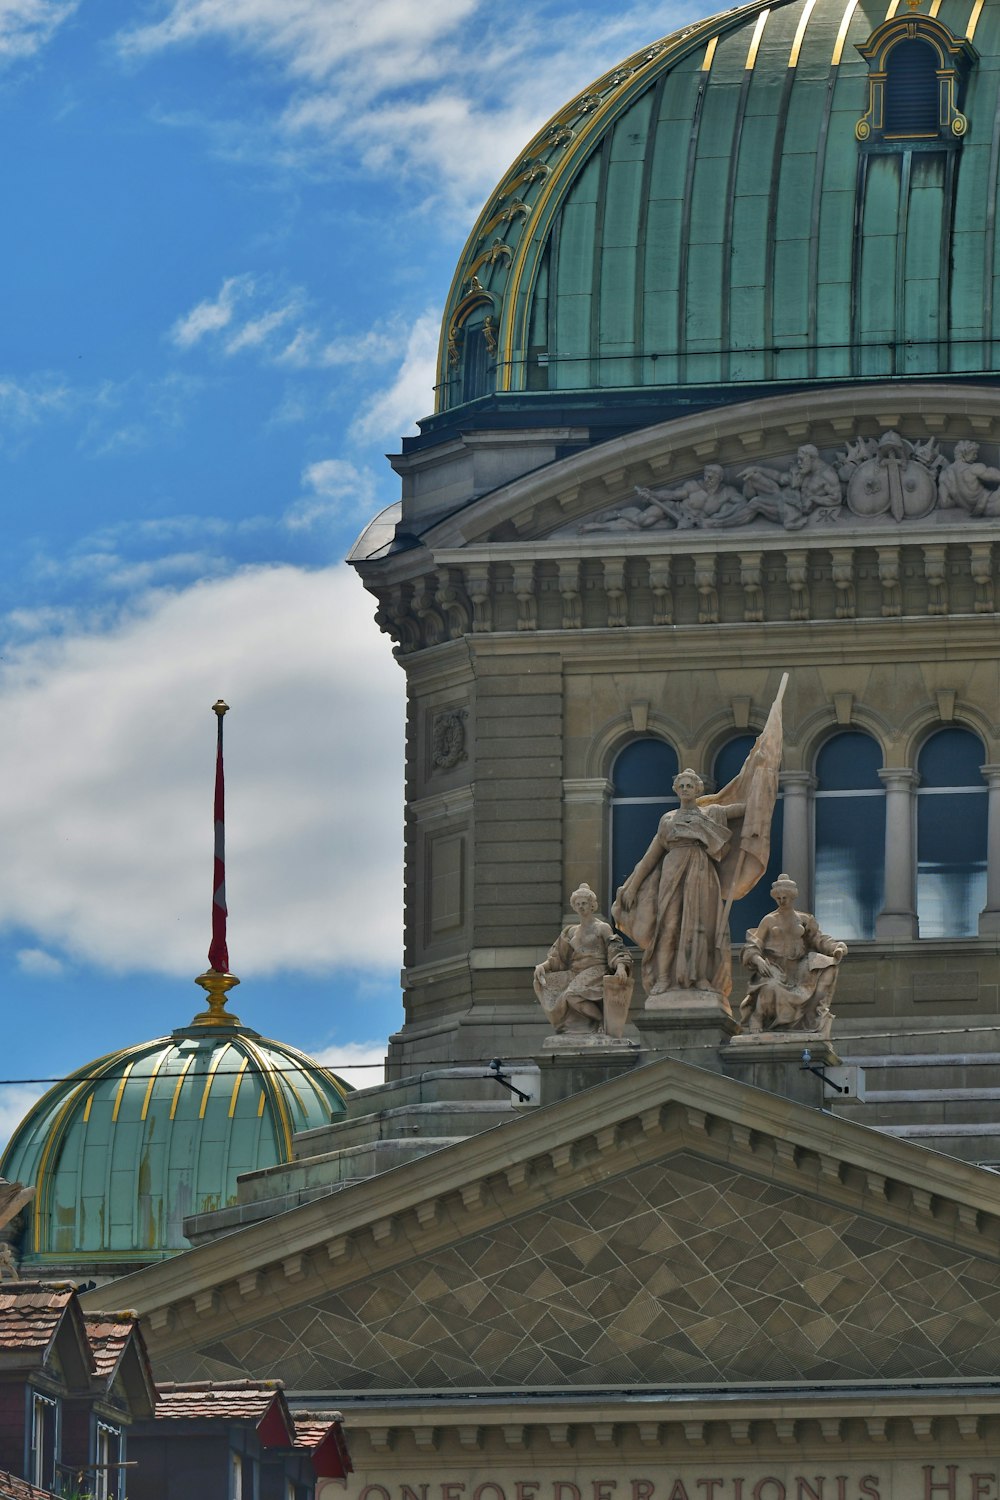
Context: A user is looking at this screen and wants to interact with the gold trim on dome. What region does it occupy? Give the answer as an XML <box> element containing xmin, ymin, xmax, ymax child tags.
<box><xmin>788</xmin><ymin>0</ymin><xmax>818</xmax><ymax>66</ymax></box>
<box><xmin>497</xmin><ymin>0</ymin><xmax>781</xmax><ymax>399</ymax></box>
<box><xmin>111</xmin><ymin>1062</ymin><xmax>135</xmax><ymax>1124</ymax></box>
<box><xmin>198</xmin><ymin>1044</ymin><xmax>230</xmax><ymax>1120</ymax></box>
<box><xmin>31</xmin><ymin>1044</ymin><xmax>150</xmax><ymax>1254</ymax></box>
<box><xmin>746</xmin><ymin>8</ymin><xmax>771</xmax><ymax>67</ymax></box>
<box><xmin>832</xmin><ymin>0</ymin><xmax>860</xmax><ymax>64</ymax></box>
<box><xmin>228</xmin><ymin>1057</ymin><xmax>250</xmax><ymax>1119</ymax></box>
<box><xmin>140</xmin><ymin>1047</ymin><xmax>172</xmax><ymax>1123</ymax></box>
<box><xmin>967</xmin><ymin>0</ymin><xmax>986</xmax><ymax>38</ymax></box>
<box><xmin>169</xmin><ymin>1055</ymin><xmax>195</xmax><ymax>1122</ymax></box>
<box><xmin>241</xmin><ymin>1038</ymin><xmax>294</xmax><ymax>1158</ymax></box>
<box><xmin>701</xmin><ymin>35</ymin><xmax>720</xmax><ymax>69</ymax></box>
<box><xmin>82</xmin><ymin>1093</ymin><xmax>93</xmax><ymax>1125</ymax></box>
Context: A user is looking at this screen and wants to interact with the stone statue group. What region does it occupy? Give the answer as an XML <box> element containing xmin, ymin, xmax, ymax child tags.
<box><xmin>533</xmin><ymin>676</ymin><xmax>847</xmax><ymax>1047</ymax></box>
<box><xmin>579</xmin><ymin>431</ymin><xmax>1000</xmax><ymax>534</ymax></box>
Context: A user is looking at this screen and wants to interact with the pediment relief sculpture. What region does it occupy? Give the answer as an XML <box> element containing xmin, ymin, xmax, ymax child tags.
<box><xmin>573</xmin><ymin>431</ymin><xmax>1000</xmax><ymax>537</ymax></box>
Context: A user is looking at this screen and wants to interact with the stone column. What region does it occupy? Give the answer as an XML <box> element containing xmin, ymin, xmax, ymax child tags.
<box><xmin>779</xmin><ymin>771</ymin><xmax>815</xmax><ymax>908</ymax></box>
<box><xmin>978</xmin><ymin>764</ymin><xmax>1000</xmax><ymax>935</ymax></box>
<box><xmin>876</xmin><ymin>768</ymin><xmax>918</xmax><ymax>938</ymax></box>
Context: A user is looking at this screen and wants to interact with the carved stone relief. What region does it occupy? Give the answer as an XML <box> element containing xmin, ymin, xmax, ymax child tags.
<box><xmin>431</xmin><ymin>709</ymin><xmax>468</xmax><ymax>772</ymax></box>
<box><xmin>572</xmin><ymin>431</ymin><xmax>1000</xmax><ymax>536</ymax></box>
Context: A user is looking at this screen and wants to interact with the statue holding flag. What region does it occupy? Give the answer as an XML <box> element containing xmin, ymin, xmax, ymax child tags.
<box><xmin>612</xmin><ymin>676</ymin><xmax>786</xmax><ymax>1013</ymax></box>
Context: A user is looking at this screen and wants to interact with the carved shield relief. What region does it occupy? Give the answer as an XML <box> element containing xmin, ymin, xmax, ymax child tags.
<box><xmin>846</xmin><ymin>454</ymin><xmax>937</xmax><ymax>521</ymax></box>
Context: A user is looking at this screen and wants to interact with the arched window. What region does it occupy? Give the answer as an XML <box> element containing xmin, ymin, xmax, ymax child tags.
<box><xmin>884</xmin><ymin>38</ymin><xmax>940</xmax><ymax>137</ymax></box>
<box><xmin>713</xmin><ymin>735</ymin><xmax>783</xmax><ymax>940</ymax></box>
<box><xmin>814</xmin><ymin>732</ymin><xmax>885</xmax><ymax>940</ymax></box>
<box><xmin>610</xmin><ymin>738</ymin><xmax>678</xmax><ymax>905</ymax></box>
<box><xmin>917</xmin><ymin>727</ymin><xmax>987</xmax><ymax>937</ymax></box>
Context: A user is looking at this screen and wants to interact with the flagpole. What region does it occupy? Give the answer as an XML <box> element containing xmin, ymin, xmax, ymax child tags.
<box><xmin>208</xmin><ymin>699</ymin><xmax>229</xmax><ymax>975</ymax></box>
<box><xmin>193</xmin><ymin>699</ymin><xmax>241</xmax><ymax>1026</ymax></box>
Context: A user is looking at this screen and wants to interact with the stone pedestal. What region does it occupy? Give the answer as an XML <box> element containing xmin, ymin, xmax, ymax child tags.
<box><xmin>535</xmin><ymin>1037</ymin><xmax>642</xmax><ymax>1106</ymax></box>
<box><xmin>637</xmin><ymin>993</ymin><xmax>739</xmax><ymax>1074</ymax></box>
<box><xmin>721</xmin><ymin>1032</ymin><xmax>841</xmax><ymax>1109</ymax></box>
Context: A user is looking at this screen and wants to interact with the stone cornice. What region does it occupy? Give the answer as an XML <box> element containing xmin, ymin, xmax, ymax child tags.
<box><xmin>337</xmin><ymin>1387</ymin><xmax>1000</xmax><ymax>1461</ymax></box>
<box><xmin>84</xmin><ymin>1055</ymin><xmax>1000</xmax><ymax>1355</ymax></box>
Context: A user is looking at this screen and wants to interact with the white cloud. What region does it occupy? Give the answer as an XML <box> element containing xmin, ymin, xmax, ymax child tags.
<box><xmin>350</xmin><ymin>313</ymin><xmax>438</xmax><ymax>445</ymax></box>
<box><xmin>15</xmin><ymin>947</ymin><xmax>66</xmax><ymax>978</ymax></box>
<box><xmin>0</xmin><ymin>0</ymin><xmax>77</xmax><ymax>62</ymax></box>
<box><xmin>0</xmin><ymin>1085</ymin><xmax>45</xmax><ymax>1159</ymax></box>
<box><xmin>169</xmin><ymin>274</ymin><xmax>255</xmax><ymax>349</ymax></box>
<box><xmin>313</xmin><ymin>1040</ymin><xmax>386</xmax><ymax>1092</ymax></box>
<box><xmin>0</xmin><ymin>565</ymin><xmax>404</xmax><ymax>979</ymax></box>
<box><xmin>0</xmin><ymin>376</ymin><xmax>72</xmax><ymax>439</ymax></box>
<box><xmin>284</xmin><ymin>458</ymin><xmax>378</xmax><ymax>531</ymax></box>
<box><xmin>116</xmin><ymin>1</ymin><xmax>697</xmax><ymax>217</ymax></box>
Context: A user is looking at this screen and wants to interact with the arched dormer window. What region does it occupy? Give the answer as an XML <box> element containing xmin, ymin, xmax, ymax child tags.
<box><xmin>885</xmin><ymin>38</ymin><xmax>940</xmax><ymax>137</ymax></box>
<box><xmin>609</xmin><ymin>738</ymin><xmax>678</xmax><ymax>904</ymax></box>
<box><xmin>855</xmin><ymin>15</ymin><xmax>975</xmax><ymax>147</ymax></box>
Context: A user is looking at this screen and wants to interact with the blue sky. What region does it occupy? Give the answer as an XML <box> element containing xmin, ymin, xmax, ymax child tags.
<box><xmin>0</xmin><ymin>0</ymin><xmax>698</xmax><ymax>1144</ymax></box>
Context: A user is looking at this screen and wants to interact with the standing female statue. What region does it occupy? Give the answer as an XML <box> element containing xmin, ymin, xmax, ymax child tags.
<box><xmin>612</xmin><ymin>678</ymin><xmax>786</xmax><ymax>1009</ymax></box>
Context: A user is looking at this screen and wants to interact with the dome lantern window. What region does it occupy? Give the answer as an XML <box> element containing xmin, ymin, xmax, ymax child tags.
<box><xmin>855</xmin><ymin>14</ymin><xmax>975</xmax><ymax>147</ymax></box>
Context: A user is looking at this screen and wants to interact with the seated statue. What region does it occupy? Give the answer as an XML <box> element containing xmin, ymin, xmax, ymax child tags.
<box><xmin>738</xmin><ymin>874</ymin><xmax>847</xmax><ymax>1039</ymax></box>
<box><xmin>534</xmin><ymin>882</ymin><xmax>634</xmax><ymax>1041</ymax></box>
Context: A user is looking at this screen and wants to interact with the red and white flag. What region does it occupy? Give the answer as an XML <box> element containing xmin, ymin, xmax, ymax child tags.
<box><xmin>208</xmin><ymin>701</ymin><xmax>229</xmax><ymax>974</ymax></box>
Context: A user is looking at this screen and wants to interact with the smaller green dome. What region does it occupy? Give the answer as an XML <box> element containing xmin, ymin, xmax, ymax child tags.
<box><xmin>1</xmin><ymin>1008</ymin><xmax>349</xmax><ymax>1269</ymax></box>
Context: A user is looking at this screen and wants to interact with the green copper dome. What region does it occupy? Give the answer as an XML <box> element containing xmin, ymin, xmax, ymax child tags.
<box><xmin>0</xmin><ymin>1004</ymin><xmax>349</xmax><ymax>1270</ymax></box>
<box><xmin>438</xmin><ymin>0</ymin><xmax>999</xmax><ymax>411</ymax></box>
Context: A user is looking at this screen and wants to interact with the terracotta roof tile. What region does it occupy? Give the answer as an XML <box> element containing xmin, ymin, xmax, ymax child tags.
<box><xmin>0</xmin><ymin>1284</ymin><xmax>75</xmax><ymax>1355</ymax></box>
<box><xmin>83</xmin><ymin>1314</ymin><xmax>136</xmax><ymax>1381</ymax></box>
<box><xmin>154</xmin><ymin>1380</ymin><xmax>285</xmax><ymax>1423</ymax></box>
<box><xmin>0</xmin><ymin>1468</ymin><xmax>59</xmax><ymax>1500</ymax></box>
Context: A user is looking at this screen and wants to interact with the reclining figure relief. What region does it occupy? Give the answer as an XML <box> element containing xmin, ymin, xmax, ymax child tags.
<box><xmin>576</xmin><ymin>430</ymin><xmax>1000</xmax><ymax>534</ymax></box>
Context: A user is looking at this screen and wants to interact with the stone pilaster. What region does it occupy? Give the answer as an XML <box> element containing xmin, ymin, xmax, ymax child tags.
<box><xmin>779</xmin><ymin>771</ymin><xmax>815</xmax><ymax>907</ymax></box>
<box><xmin>978</xmin><ymin>763</ymin><xmax>1000</xmax><ymax>935</ymax></box>
<box><xmin>876</xmin><ymin>768</ymin><xmax>918</xmax><ymax>938</ymax></box>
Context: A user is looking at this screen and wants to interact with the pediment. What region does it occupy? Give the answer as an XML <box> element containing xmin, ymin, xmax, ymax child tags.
<box><xmin>419</xmin><ymin>383</ymin><xmax>1000</xmax><ymax>551</ymax></box>
<box><xmin>86</xmin><ymin>1058</ymin><xmax>1000</xmax><ymax>1394</ymax></box>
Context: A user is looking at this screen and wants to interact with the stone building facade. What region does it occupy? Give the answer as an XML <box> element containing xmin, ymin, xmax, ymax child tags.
<box><xmin>84</xmin><ymin>0</ymin><xmax>1000</xmax><ymax>1492</ymax></box>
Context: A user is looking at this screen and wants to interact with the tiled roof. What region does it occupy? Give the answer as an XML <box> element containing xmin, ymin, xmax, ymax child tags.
<box><xmin>83</xmin><ymin>1313</ymin><xmax>136</xmax><ymax>1381</ymax></box>
<box><xmin>0</xmin><ymin>1469</ymin><xmax>58</xmax><ymax>1500</ymax></box>
<box><xmin>154</xmin><ymin>1380</ymin><xmax>284</xmax><ymax>1422</ymax></box>
<box><xmin>0</xmin><ymin>1284</ymin><xmax>75</xmax><ymax>1356</ymax></box>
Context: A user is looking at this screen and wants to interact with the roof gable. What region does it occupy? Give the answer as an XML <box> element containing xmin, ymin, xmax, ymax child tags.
<box><xmin>86</xmin><ymin>1056</ymin><xmax>1000</xmax><ymax>1392</ymax></box>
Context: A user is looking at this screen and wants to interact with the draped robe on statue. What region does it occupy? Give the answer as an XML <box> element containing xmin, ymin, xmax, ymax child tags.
<box><xmin>612</xmin><ymin>690</ymin><xmax>784</xmax><ymax>1001</ymax></box>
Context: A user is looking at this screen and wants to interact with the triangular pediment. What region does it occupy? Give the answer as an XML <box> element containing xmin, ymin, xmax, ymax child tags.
<box><xmin>84</xmin><ymin>1057</ymin><xmax>1000</xmax><ymax>1394</ymax></box>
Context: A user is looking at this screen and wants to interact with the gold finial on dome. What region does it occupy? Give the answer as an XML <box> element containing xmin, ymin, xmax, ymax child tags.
<box><xmin>192</xmin><ymin>968</ymin><xmax>241</xmax><ymax>1026</ymax></box>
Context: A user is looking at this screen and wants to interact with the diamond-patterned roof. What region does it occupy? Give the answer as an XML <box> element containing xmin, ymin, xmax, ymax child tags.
<box><xmin>158</xmin><ymin>1150</ymin><xmax>1000</xmax><ymax>1390</ymax></box>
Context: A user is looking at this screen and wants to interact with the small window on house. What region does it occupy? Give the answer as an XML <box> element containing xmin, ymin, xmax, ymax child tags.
<box><xmin>95</xmin><ymin>1421</ymin><xmax>122</xmax><ymax>1500</ymax></box>
<box><xmin>231</xmin><ymin>1452</ymin><xmax>244</xmax><ymax>1500</ymax></box>
<box><xmin>30</xmin><ymin>1393</ymin><xmax>57</xmax><ymax>1491</ymax></box>
<box><xmin>884</xmin><ymin>38</ymin><xmax>940</xmax><ymax>137</ymax></box>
